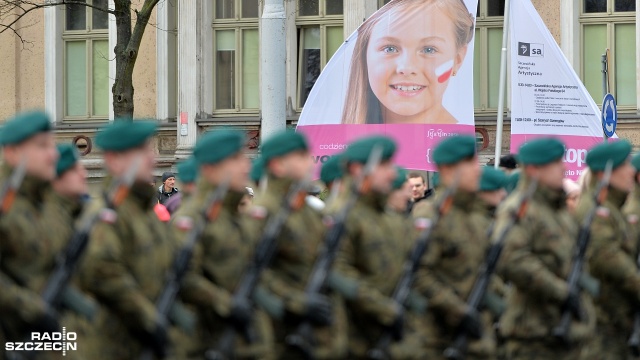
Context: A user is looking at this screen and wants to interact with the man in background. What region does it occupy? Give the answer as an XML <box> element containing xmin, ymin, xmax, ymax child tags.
<box><xmin>157</xmin><ymin>171</ymin><xmax>179</xmax><ymax>205</ymax></box>
<box><xmin>407</xmin><ymin>172</ymin><xmax>432</xmax><ymax>211</ymax></box>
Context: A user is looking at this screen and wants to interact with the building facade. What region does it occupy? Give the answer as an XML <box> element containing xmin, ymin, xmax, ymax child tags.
<box><xmin>0</xmin><ymin>0</ymin><xmax>638</xmax><ymax>186</ymax></box>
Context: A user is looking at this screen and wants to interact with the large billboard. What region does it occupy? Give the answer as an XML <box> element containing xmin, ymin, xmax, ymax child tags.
<box><xmin>296</xmin><ymin>0</ymin><xmax>479</xmax><ymax>171</ymax></box>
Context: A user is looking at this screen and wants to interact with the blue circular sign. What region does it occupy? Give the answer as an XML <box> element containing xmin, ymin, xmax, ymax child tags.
<box><xmin>602</xmin><ymin>93</ymin><xmax>617</xmax><ymax>138</ymax></box>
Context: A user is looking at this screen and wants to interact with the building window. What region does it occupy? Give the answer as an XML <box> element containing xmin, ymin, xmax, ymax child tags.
<box><xmin>378</xmin><ymin>0</ymin><xmax>392</xmax><ymax>7</ymax></box>
<box><xmin>63</xmin><ymin>0</ymin><xmax>109</xmax><ymax>120</ymax></box>
<box><xmin>296</xmin><ymin>0</ymin><xmax>344</xmax><ymax>108</ymax></box>
<box><xmin>473</xmin><ymin>0</ymin><xmax>506</xmax><ymax>113</ymax></box>
<box><xmin>581</xmin><ymin>0</ymin><xmax>636</xmax><ymax>108</ymax></box>
<box><xmin>213</xmin><ymin>0</ymin><xmax>260</xmax><ymax>113</ymax></box>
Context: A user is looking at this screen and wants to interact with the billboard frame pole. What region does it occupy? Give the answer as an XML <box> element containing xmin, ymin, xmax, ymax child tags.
<box><xmin>494</xmin><ymin>0</ymin><xmax>511</xmax><ymax>169</ymax></box>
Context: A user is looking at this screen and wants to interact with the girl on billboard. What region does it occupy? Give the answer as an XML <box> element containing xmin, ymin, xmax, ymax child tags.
<box><xmin>341</xmin><ymin>0</ymin><xmax>475</xmax><ymax>125</ymax></box>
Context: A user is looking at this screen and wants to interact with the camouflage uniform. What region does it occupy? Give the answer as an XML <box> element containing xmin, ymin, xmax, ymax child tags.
<box><xmin>250</xmin><ymin>175</ymin><xmax>348</xmax><ymax>359</ymax></box>
<box><xmin>79</xmin><ymin>179</ymin><xmax>184</xmax><ymax>359</ymax></box>
<box><xmin>175</xmin><ymin>181</ymin><xmax>274</xmax><ymax>359</ymax></box>
<box><xmin>41</xmin><ymin>190</ymin><xmax>97</xmax><ymax>360</ymax></box>
<box><xmin>497</xmin><ymin>179</ymin><xmax>596</xmax><ymax>360</ymax></box>
<box><xmin>0</xmin><ymin>166</ymin><xmax>66</xmax><ymax>346</ymax></box>
<box><xmin>330</xmin><ymin>177</ymin><xmax>423</xmax><ymax>359</ymax></box>
<box><xmin>413</xmin><ymin>190</ymin><xmax>497</xmax><ymax>359</ymax></box>
<box><xmin>580</xmin><ymin>183</ymin><xmax>640</xmax><ymax>359</ymax></box>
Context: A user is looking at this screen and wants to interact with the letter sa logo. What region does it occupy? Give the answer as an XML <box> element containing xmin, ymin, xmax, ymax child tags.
<box><xmin>518</xmin><ymin>42</ymin><xmax>544</xmax><ymax>57</ymax></box>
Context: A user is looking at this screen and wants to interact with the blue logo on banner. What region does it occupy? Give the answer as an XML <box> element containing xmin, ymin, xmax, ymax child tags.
<box><xmin>602</xmin><ymin>94</ymin><xmax>617</xmax><ymax>138</ymax></box>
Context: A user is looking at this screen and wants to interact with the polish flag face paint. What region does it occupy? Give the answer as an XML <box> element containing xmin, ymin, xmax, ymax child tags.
<box><xmin>436</xmin><ymin>60</ymin><xmax>454</xmax><ymax>83</ymax></box>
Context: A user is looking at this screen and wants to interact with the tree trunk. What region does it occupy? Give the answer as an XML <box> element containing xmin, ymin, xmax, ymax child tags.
<box><xmin>112</xmin><ymin>0</ymin><xmax>159</xmax><ymax>121</ymax></box>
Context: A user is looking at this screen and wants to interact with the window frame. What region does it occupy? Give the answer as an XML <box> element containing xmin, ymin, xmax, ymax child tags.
<box><xmin>474</xmin><ymin>0</ymin><xmax>506</xmax><ymax>114</ymax></box>
<box><xmin>62</xmin><ymin>1</ymin><xmax>109</xmax><ymax>121</ymax></box>
<box><xmin>212</xmin><ymin>0</ymin><xmax>260</xmax><ymax>115</ymax></box>
<box><xmin>295</xmin><ymin>0</ymin><xmax>343</xmax><ymax>110</ymax></box>
<box><xmin>579</xmin><ymin>0</ymin><xmax>636</xmax><ymax>110</ymax></box>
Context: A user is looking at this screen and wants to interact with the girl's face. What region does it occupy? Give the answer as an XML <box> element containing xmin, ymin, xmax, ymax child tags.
<box><xmin>366</xmin><ymin>5</ymin><xmax>467</xmax><ymax>120</ymax></box>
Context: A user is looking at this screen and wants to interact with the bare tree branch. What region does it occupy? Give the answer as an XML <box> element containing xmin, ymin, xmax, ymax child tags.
<box><xmin>0</xmin><ymin>0</ymin><xmax>119</xmax><ymax>35</ymax></box>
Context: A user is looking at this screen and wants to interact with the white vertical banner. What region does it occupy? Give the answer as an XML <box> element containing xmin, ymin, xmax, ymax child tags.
<box><xmin>510</xmin><ymin>0</ymin><xmax>607</xmax><ymax>179</ymax></box>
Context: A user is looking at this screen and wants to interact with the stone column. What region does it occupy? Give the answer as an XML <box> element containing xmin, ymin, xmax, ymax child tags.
<box><xmin>175</xmin><ymin>0</ymin><xmax>200</xmax><ymax>159</ymax></box>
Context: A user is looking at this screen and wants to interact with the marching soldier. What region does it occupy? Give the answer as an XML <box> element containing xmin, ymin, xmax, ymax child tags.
<box><xmin>579</xmin><ymin>140</ymin><xmax>639</xmax><ymax>359</ymax></box>
<box><xmin>174</xmin><ymin>130</ymin><xmax>274</xmax><ymax>359</ymax></box>
<box><xmin>475</xmin><ymin>166</ymin><xmax>508</xmax><ymax>225</ymax></box>
<box><xmin>248</xmin><ymin>131</ymin><xmax>348</xmax><ymax>359</ymax></box>
<box><xmin>0</xmin><ymin>111</ymin><xmax>63</xmax><ymax>350</ymax></box>
<box><xmin>497</xmin><ymin>138</ymin><xmax>595</xmax><ymax>359</ymax></box>
<box><xmin>412</xmin><ymin>135</ymin><xmax>496</xmax><ymax>359</ymax></box>
<box><xmin>328</xmin><ymin>135</ymin><xmax>425</xmax><ymax>359</ymax></box>
<box><xmin>387</xmin><ymin>166</ymin><xmax>412</xmax><ymax>215</ymax></box>
<box><xmin>623</xmin><ymin>153</ymin><xmax>640</xmax><ymax>236</ymax></box>
<box><xmin>44</xmin><ymin>144</ymin><xmax>97</xmax><ymax>359</ymax></box>
<box><xmin>79</xmin><ymin>120</ymin><xmax>187</xmax><ymax>359</ymax></box>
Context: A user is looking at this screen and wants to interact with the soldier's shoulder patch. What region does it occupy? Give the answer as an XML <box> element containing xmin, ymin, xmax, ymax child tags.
<box><xmin>414</xmin><ymin>217</ymin><xmax>433</xmax><ymax>231</ymax></box>
<box><xmin>627</xmin><ymin>214</ymin><xmax>639</xmax><ymax>224</ymax></box>
<box><xmin>174</xmin><ymin>216</ymin><xmax>194</xmax><ymax>231</ymax></box>
<box><xmin>249</xmin><ymin>205</ymin><xmax>268</xmax><ymax>220</ymax></box>
<box><xmin>596</xmin><ymin>206</ymin><xmax>610</xmax><ymax>218</ymax></box>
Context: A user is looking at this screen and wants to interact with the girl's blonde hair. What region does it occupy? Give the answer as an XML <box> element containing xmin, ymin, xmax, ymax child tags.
<box><xmin>341</xmin><ymin>0</ymin><xmax>475</xmax><ymax>124</ymax></box>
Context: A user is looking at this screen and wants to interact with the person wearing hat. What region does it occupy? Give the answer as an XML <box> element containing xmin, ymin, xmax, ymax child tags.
<box><xmin>42</xmin><ymin>143</ymin><xmax>100</xmax><ymax>359</ymax></box>
<box><xmin>495</xmin><ymin>138</ymin><xmax>596</xmax><ymax>359</ymax></box>
<box><xmin>411</xmin><ymin>135</ymin><xmax>496</xmax><ymax>359</ymax></box>
<box><xmin>320</xmin><ymin>153</ymin><xmax>344</xmax><ymax>210</ymax></box>
<box><xmin>499</xmin><ymin>154</ymin><xmax>518</xmax><ymax>174</ymax></box>
<box><xmin>0</xmin><ymin>110</ymin><xmax>63</xmax><ymax>348</ymax></box>
<box><xmin>475</xmin><ymin>166</ymin><xmax>508</xmax><ymax>219</ymax></box>
<box><xmin>248</xmin><ymin>130</ymin><xmax>347</xmax><ymax>359</ymax></box>
<box><xmin>157</xmin><ymin>171</ymin><xmax>179</xmax><ymax>205</ymax></box>
<box><xmin>164</xmin><ymin>157</ymin><xmax>198</xmax><ymax>214</ymax></box>
<box><xmin>387</xmin><ymin>166</ymin><xmax>412</xmax><ymax>215</ymax></box>
<box><xmin>79</xmin><ymin>120</ymin><xmax>190</xmax><ymax>359</ymax></box>
<box><xmin>577</xmin><ymin>140</ymin><xmax>638</xmax><ymax>359</ymax></box>
<box><xmin>326</xmin><ymin>135</ymin><xmax>426</xmax><ymax>359</ymax></box>
<box><xmin>173</xmin><ymin>129</ymin><xmax>274</xmax><ymax>358</ymax></box>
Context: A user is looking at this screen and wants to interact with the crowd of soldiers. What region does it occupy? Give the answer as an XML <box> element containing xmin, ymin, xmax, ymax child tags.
<box><xmin>2</xmin><ymin>109</ymin><xmax>640</xmax><ymax>360</ymax></box>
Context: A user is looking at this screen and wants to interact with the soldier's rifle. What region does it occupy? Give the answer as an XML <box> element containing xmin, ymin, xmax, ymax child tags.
<box><xmin>553</xmin><ymin>160</ymin><xmax>613</xmax><ymax>344</ymax></box>
<box><xmin>140</xmin><ymin>179</ymin><xmax>230</xmax><ymax>360</ymax></box>
<box><xmin>367</xmin><ymin>175</ymin><xmax>460</xmax><ymax>360</ymax></box>
<box><xmin>627</xmin><ymin>243</ymin><xmax>640</xmax><ymax>355</ymax></box>
<box><xmin>443</xmin><ymin>178</ymin><xmax>538</xmax><ymax>360</ymax></box>
<box><xmin>285</xmin><ymin>146</ymin><xmax>384</xmax><ymax>359</ymax></box>
<box><xmin>206</xmin><ymin>176</ymin><xmax>310</xmax><ymax>360</ymax></box>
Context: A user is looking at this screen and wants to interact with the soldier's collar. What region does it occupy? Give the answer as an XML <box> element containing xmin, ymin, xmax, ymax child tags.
<box><xmin>264</xmin><ymin>174</ymin><xmax>295</xmax><ymax>196</ymax></box>
<box><xmin>607</xmin><ymin>185</ymin><xmax>629</xmax><ymax>209</ymax></box>
<box><xmin>451</xmin><ymin>190</ymin><xmax>476</xmax><ymax>211</ymax></box>
<box><xmin>197</xmin><ymin>180</ymin><xmax>245</xmax><ymax>213</ymax></box>
<box><xmin>533</xmin><ymin>183</ymin><xmax>565</xmax><ymax>210</ymax></box>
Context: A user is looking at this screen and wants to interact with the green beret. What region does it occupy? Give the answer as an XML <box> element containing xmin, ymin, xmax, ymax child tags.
<box><xmin>96</xmin><ymin>120</ymin><xmax>157</xmax><ymax>151</ymax></box>
<box><xmin>320</xmin><ymin>155</ymin><xmax>344</xmax><ymax>185</ymax></box>
<box><xmin>392</xmin><ymin>166</ymin><xmax>408</xmax><ymax>190</ymax></box>
<box><xmin>586</xmin><ymin>140</ymin><xmax>632</xmax><ymax>172</ymax></box>
<box><xmin>0</xmin><ymin>110</ymin><xmax>52</xmax><ymax>146</ymax></box>
<box><xmin>632</xmin><ymin>153</ymin><xmax>640</xmax><ymax>172</ymax></box>
<box><xmin>343</xmin><ymin>136</ymin><xmax>396</xmax><ymax>164</ymax></box>
<box><xmin>433</xmin><ymin>135</ymin><xmax>476</xmax><ymax>165</ymax></box>
<box><xmin>250</xmin><ymin>158</ymin><xmax>265</xmax><ymax>183</ymax></box>
<box><xmin>479</xmin><ymin>166</ymin><xmax>508</xmax><ymax>192</ymax></box>
<box><xmin>518</xmin><ymin>138</ymin><xmax>565</xmax><ymax>166</ymax></box>
<box><xmin>56</xmin><ymin>144</ymin><xmax>80</xmax><ymax>177</ymax></box>
<box><xmin>176</xmin><ymin>157</ymin><xmax>198</xmax><ymax>184</ymax></box>
<box><xmin>432</xmin><ymin>172</ymin><xmax>440</xmax><ymax>188</ymax></box>
<box><xmin>261</xmin><ymin>131</ymin><xmax>309</xmax><ymax>164</ymax></box>
<box><xmin>505</xmin><ymin>171</ymin><xmax>521</xmax><ymax>194</ymax></box>
<box><xmin>194</xmin><ymin>130</ymin><xmax>244</xmax><ymax>164</ymax></box>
